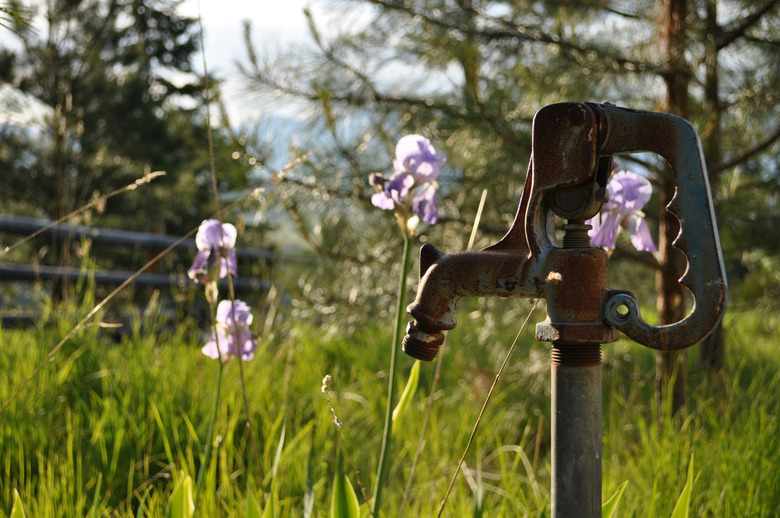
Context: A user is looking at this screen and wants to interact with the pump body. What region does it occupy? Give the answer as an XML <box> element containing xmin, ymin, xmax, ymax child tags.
<box><xmin>403</xmin><ymin>102</ymin><xmax>728</xmax><ymax>518</ymax></box>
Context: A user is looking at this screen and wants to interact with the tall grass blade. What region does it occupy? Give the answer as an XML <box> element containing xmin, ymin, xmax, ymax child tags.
<box><xmin>648</xmin><ymin>477</ymin><xmax>659</xmax><ymax>518</ymax></box>
<box><xmin>438</xmin><ymin>300</ymin><xmax>539</xmax><ymax>517</ymax></box>
<box><xmin>330</xmin><ymin>450</ymin><xmax>359</xmax><ymax>518</ymax></box>
<box><xmin>251</xmin><ymin>423</ymin><xmax>285</xmax><ymax>518</ymax></box>
<box><xmin>272</xmin><ymin>423</ymin><xmax>287</xmax><ymax>481</ymax></box>
<box><xmin>135</xmin><ymin>489</ymin><xmax>149</xmax><ymax>518</ymax></box>
<box><xmin>670</xmin><ymin>454</ymin><xmax>694</xmax><ymax>518</ymax></box>
<box><xmin>392</xmin><ymin>360</ymin><xmax>420</xmax><ymax>423</ymax></box>
<box><xmin>466</xmin><ymin>188</ymin><xmax>489</xmax><ymax>251</ymax></box>
<box><xmin>304</xmin><ymin>428</ymin><xmax>316</xmax><ymax>518</ymax></box>
<box><xmin>89</xmin><ymin>474</ymin><xmax>103</xmax><ymax>517</ymax></box>
<box><xmin>472</xmin><ymin>445</ymin><xmax>483</xmax><ymax>518</ymax></box>
<box><xmin>11</xmin><ymin>489</ymin><xmax>26</xmax><ymax>518</ymax></box>
<box><xmin>150</xmin><ymin>401</ymin><xmax>174</xmax><ymax>464</ymax></box>
<box><xmin>168</xmin><ymin>472</ymin><xmax>195</xmax><ymax>518</ymax></box>
<box><xmin>601</xmin><ymin>480</ymin><xmax>628</xmax><ymax>518</ymax></box>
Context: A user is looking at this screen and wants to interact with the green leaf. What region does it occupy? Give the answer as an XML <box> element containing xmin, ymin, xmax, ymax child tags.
<box><xmin>670</xmin><ymin>454</ymin><xmax>694</xmax><ymax>518</ymax></box>
<box><xmin>167</xmin><ymin>472</ymin><xmax>194</xmax><ymax>518</ymax></box>
<box><xmin>330</xmin><ymin>450</ymin><xmax>360</xmax><ymax>518</ymax></box>
<box><xmin>601</xmin><ymin>480</ymin><xmax>628</xmax><ymax>518</ymax></box>
<box><xmin>262</xmin><ymin>491</ymin><xmax>277</xmax><ymax>518</ymax></box>
<box><xmin>392</xmin><ymin>360</ymin><xmax>420</xmax><ymax>423</ymax></box>
<box><xmin>11</xmin><ymin>488</ymin><xmax>26</xmax><ymax>518</ymax></box>
<box><xmin>247</xmin><ymin>487</ymin><xmax>263</xmax><ymax>518</ymax></box>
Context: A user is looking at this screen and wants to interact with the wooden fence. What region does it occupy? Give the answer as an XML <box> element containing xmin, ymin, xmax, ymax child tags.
<box><xmin>0</xmin><ymin>214</ymin><xmax>275</xmax><ymax>293</ymax></box>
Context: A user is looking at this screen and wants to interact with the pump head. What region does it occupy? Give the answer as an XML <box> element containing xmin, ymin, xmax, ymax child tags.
<box><xmin>403</xmin><ymin>102</ymin><xmax>727</xmax><ymax>360</ymax></box>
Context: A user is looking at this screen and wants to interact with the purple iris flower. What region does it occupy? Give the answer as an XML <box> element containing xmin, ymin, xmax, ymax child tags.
<box><xmin>187</xmin><ymin>219</ymin><xmax>238</xmax><ymax>283</ymax></box>
<box><xmin>412</xmin><ymin>183</ymin><xmax>438</xmax><ymax>225</ymax></box>
<box><xmin>371</xmin><ymin>135</ymin><xmax>446</xmax><ymax>225</ymax></box>
<box><xmin>586</xmin><ymin>171</ymin><xmax>658</xmax><ymax>252</ymax></box>
<box><xmin>201</xmin><ymin>299</ymin><xmax>257</xmax><ymax>362</ymax></box>
<box><xmin>393</xmin><ymin>134</ymin><xmax>446</xmax><ymax>180</ymax></box>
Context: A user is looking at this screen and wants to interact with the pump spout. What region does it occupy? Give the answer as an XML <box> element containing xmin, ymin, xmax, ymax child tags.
<box><xmin>403</xmin><ymin>242</ymin><xmax>545</xmax><ymax>361</ymax></box>
<box><xmin>402</xmin><ymin>154</ymin><xmax>550</xmax><ymax>361</ymax></box>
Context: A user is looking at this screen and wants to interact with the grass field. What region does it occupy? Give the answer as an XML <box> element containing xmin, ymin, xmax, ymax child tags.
<box><xmin>0</xmin><ymin>295</ymin><xmax>778</xmax><ymax>516</ymax></box>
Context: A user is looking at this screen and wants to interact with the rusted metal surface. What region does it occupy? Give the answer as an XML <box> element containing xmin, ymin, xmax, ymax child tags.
<box><xmin>536</xmin><ymin>248</ymin><xmax>619</xmax><ymax>347</ymax></box>
<box><xmin>402</xmin><ymin>101</ymin><xmax>727</xmax><ymax>361</ymax></box>
<box><xmin>404</xmin><ymin>246</ymin><xmax>545</xmax><ymax>360</ymax></box>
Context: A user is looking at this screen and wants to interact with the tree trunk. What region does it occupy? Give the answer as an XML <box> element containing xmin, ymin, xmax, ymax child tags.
<box><xmin>51</xmin><ymin>95</ymin><xmax>73</xmax><ymax>304</ymax></box>
<box><xmin>655</xmin><ymin>178</ymin><xmax>687</xmax><ymax>415</ymax></box>
<box><xmin>698</xmin><ymin>0</ymin><xmax>726</xmax><ymax>372</ymax></box>
<box><xmin>656</xmin><ymin>0</ymin><xmax>689</xmax><ymax>415</ymax></box>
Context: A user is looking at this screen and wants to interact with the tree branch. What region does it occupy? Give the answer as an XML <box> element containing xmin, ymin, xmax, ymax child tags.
<box><xmin>715</xmin><ymin>125</ymin><xmax>780</xmax><ymax>174</ymax></box>
<box><xmin>366</xmin><ymin>0</ymin><xmax>663</xmax><ymax>76</ymax></box>
<box><xmin>611</xmin><ymin>245</ymin><xmax>662</xmax><ymax>271</ymax></box>
<box><xmin>743</xmin><ymin>35</ymin><xmax>780</xmax><ymax>48</ymax></box>
<box><xmin>718</xmin><ymin>0</ymin><xmax>779</xmax><ymax>50</ymax></box>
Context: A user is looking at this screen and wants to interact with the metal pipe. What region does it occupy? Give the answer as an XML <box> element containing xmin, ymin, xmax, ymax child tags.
<box><xmin>551</xmin><ymin>344</ymin><xmax>602</xmax><ymax>518</ymax></box>
<box><xmin>536</xmin><ymin>239</ymin><xmax>612</xmax><ymax>517</ymax></box>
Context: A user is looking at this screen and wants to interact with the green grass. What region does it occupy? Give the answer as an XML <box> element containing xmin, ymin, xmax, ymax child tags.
<box><xmin>0</xmin><ymin>299</ymin><xmax>778</xmax><ymax>516</ymax></box>
<box><xmin>600</xmin><ymin>306</ymin><xmax>780</xmax><ymax>516</ymax></box>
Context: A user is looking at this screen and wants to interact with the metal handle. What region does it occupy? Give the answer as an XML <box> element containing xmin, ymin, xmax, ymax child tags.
<box><xmin>597</xmin><ymin>104</ymin><xmax>728</xmax><ymax>350</ymax></box>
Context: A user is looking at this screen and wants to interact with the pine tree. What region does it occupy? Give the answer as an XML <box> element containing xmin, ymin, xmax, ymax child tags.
<box><xmin>0</xmin><ymin>0</ymin><xmax>251</xmax><ymax>291</ymax></box>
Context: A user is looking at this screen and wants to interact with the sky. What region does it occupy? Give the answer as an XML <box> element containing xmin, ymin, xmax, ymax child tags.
<box><xmin>0</xmin><ymin>0</ymin><xmax>314</xmax><ymax>126</ymax></box>
<box><xmin>179</xmin><ymin>0</ymin><xmax>314</xmax><ymax>123</ymax></box>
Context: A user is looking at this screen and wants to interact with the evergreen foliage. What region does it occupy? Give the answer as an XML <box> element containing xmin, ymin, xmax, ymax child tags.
<box><xmin>0</xmin><ymin>0</ymin><xmax>251</xmax><ymax>262</ymax></box>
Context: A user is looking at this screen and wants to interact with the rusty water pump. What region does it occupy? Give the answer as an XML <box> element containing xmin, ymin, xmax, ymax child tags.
<box><xmin>402</xmin><ymin>102</ymin><xmax>727</xmax><ymax>517</ymax></box>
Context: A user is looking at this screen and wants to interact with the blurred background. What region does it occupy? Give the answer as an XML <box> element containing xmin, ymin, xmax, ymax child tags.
<box><xmin>1</xmin><ymin>1</ymin><xmax>779</xmax><ymax>515</ymax></box>
<box><xmin>0</xmin><ymin>0</ymin><xmax>778</xmax><ymax>388</ymax></box>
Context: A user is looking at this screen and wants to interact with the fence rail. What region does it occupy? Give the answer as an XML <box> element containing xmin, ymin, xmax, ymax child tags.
<box><xmin>0</xmin><ymin>214</ymin><xmax>275</xmax><ymax>261</ymax></box>
<box><xmin>0</xmin><ymin>215</ymin><xmax>280</xmax><ymax>294</ymax></box>
<box><xmin>0</xmin><ymin>263</ymin><xmax>269</xmax><ymax>292</ymax></box>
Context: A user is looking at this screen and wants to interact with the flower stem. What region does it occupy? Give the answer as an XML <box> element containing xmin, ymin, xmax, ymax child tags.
<box><xmin>225</xmin><ymin>274</ymin><xmax>262</xmax><ymax>481</ymax></box>
<box><xmin>371</xmin><ymin>233</ymin><xmax>412</xmax><ymax>516</ymax></box>
<box><xmin>194</xmin><ymin>306</ymin><xmax>224</xmax><ymax>513</ymax></box>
